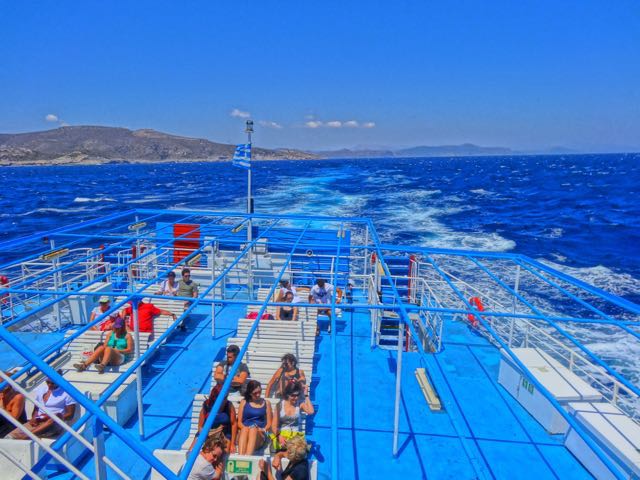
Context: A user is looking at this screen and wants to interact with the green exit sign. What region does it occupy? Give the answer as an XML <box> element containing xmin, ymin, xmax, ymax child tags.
<box><xmin>227</xmin><ymin>459</ymin><xmax>254</xmax><ymax>474</ymax></box>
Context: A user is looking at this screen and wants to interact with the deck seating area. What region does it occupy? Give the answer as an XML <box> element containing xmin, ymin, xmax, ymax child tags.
<box><xmin>153</xmin><ymin>287</ymin><xmax>319</xmax><ymax>479</ymax></box>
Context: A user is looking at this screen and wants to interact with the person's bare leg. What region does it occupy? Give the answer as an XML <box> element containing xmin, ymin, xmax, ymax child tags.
<box><xmin>238</xmin><ymin>427</ymin><xmax>249</xmax><ymax>454</ymax></box>
<box><xmin>246</xmin><ymin>426</ymin><xmax>259</xmax><ymax>454</ymax></box>
<box><xmin>100</xmin><ymin>347</ymin><xmax>114</xmax><ymax>366</ymax></box>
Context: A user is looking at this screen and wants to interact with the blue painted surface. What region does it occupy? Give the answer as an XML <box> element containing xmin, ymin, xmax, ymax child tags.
<box><xmin>51</xmin><ymin>293</ymin><xmax>593</xmax><ymax>479</ymax></box>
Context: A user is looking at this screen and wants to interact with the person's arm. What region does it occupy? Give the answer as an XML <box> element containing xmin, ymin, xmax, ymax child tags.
<box><xmin>265</xmin><ymin>368</ymin><xmax>282</xmax><ymax>398</ymax></box>
<box><xmin>89</xmin><ymin>311</ymin><xmax>99</xmax><ymax>330</ymax></box>
<box><xmin>213</xmin><ymin>364</ymin><xmax>225</xmax><ymax>384</ymax></box>
<box><xmin>121</xmin><ymin>334</ymin><xmax>134</xmax><ymax>355</ymax></box>
<box><xmin>232</xmin><ymin>365</ymin><xmax>248</xmax><ymax>387</ymax></box>
<box><xmin>192</xmin><ymin>285</ymin><xmax>198</xmax><ymax>298</ymax></box>
<box><xmin>265</xmin><ymin>400</ymin><xmax>273</xmax><ymax>433</ymax></box>
<box><xmin>228</xmin><ymin>403</ymin><xmax>237</xmax><ymax>454</ymax></box>
<box><xmin>276</xmin><ymin>306</ymin><xmax>282</xmax><ymax>320</ymax></box>
<box><xmin>9</xmin><ymin>394</ymin><xmax>25</xmax><ymax>421</ymax></box>
<box><xmin>213</xmin><ymin>460</ymin><xmax>225</xmax><ymax>479</ymax></box>
<box><xmin>272</xmin><ymin>401</ymin><xmax>280</xmax><ymax>438</ymax></box>
<box><xmin>237</xmin><ymin>400</ymin><xmax>246</xmax><ymax>429</ymax></box>
<box><xmin>196</xmin><ymin>405</ymin><xmax>206</xmax><ymax>433</ymax></box>
<box><xmin>61</xmin><ymin>403</ymin><xmax>76</xmax><ymax>422</ymax></box>
<box><xmin>300</xmin><ymin>384</ymin><xmax>314</xmax><ymax>415</ymax></box>
<box><xmin>298</xmin><ymin>369</ymin><xmax>306</xmax><ymax>386</ymax></box>
<box><xmin>293</xmin><ymin>307</ymin><xmax>298</xmax><ymax>321</ymax></box>
<box><xmin>159</xmin><ymin>308</ymin><xmax>177</xmax><ymax>320</ymax></box>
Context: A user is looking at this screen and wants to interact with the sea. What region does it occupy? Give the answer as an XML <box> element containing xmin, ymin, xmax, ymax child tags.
<box><xmin>1</xmin><ymin>153</ymin><xmax>640</xmax><ymax>381</ymax></box>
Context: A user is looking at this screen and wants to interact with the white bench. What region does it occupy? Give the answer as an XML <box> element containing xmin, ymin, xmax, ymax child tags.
<box><xmin>565</xmin><ymin>402</ymin><xmax>640</xmax><ymax>480</ymax></box>
<box><xmin>227</xmin><ymin>338</ymin><xmax>315</xmax><ymax>362</ymax></box>
<box><xmin>498</xmin><ymin>348</ymin><xmax>603</xmax><ymax>433</ymax></box>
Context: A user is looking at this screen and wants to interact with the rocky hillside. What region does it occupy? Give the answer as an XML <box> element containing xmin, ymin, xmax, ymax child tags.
<box><xmin>0</xmin><ymin>126</ymin><xmax>317</xmax><ymax>165</ymax></box>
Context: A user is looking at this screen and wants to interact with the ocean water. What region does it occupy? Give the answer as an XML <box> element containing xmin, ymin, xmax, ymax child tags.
<box><xmin>1</xmin><ymin>153</ymin><xmax>640</xmax><ymax>387</ymax></box>
<box><xmin>1</xmin><ymin>153</ymin><xmax>638</xmax><ymax>302</ymax></box>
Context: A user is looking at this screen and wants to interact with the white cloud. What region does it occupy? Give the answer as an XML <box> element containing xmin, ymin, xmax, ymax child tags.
<box><xmin>230</xmin><ymin>108</ymin><xmax>251</xmax><ymax>119</ymax></box>
<box><xmin>305</xmin><ymin>121</ymin><xmax>323</xmax><ymax>128</ymax></box>
<box><xmin>258</xmin><ymin>120</ymin><xmax>283</xmax><ymax>129</ymax></box>
<box><xmin>303</xmin><ymin>117</ymin><xmax>376</xmax><ymax>129</ymax></box>
<box><xmin>362</xmin><ymin>122</ymin><xmax>376</xmax><ymax>128</ymax></box>
<box><xmin>45</xmin><ymin>114</ymin><xmax>59</xmax><ymax>122</ymax></box>
<box><xmin>326</xmin><ymin>121</ymin><xmax>342</xmax><ymax>128</ymax></box>
<box><xmin>344</xmin><ymin>120</ymin><xmax>359</xmax><ymax>128</ymax></box>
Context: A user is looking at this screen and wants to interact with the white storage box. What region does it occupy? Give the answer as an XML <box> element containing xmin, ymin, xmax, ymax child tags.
<box><xmin>565</xmin><ymin>401</ymin><xmax>640</xmax><ymax>480</ymax></box>
<box><xmin>498</xmin><ymin>348</ymin><xmax>602</xmax><ymax>433</ymax></box>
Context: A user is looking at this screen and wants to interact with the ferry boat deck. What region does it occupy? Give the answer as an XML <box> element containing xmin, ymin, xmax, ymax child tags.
<box><xmin>1</xmin><ymin>209</ymin><xmax>639</xmax><ymax>479</ymax></box>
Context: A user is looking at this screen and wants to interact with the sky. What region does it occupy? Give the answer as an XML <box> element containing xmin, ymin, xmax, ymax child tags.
<box><xmin>1</xmin><ymin>1</ymin><xmax>639</xmax><ymax>152</ymax></box>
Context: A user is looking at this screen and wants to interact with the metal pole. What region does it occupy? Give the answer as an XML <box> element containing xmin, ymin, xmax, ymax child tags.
<box><xmin>246</xmin><ymin>123</ymin><xmax>254</xmax><ymax>298</ymax></box>
<box><xmin>50</xmin><ymin>239</ymin><xmax>62</xmax><ymax>330</ymax></box>
<box><xmin>392</xmin><ymin>319</ymin><xmax>404</xmax><ymax>456</ymax></box>
<box><xmin>92</xmin><ymin>419</ymin><xmax>108</xmax><ymax>480</ymax></box>
<box><xmin>211</xmin><ymin>244</ymin><xmax>217</xmax><ymax>338</ymax></box>
<box><xmin>513</xmin><ymin>264</ymin><xmax>521</xmax><ymax>314</ymax></box>
<box><xmin>132</xmin><ymin>298</ymin><xmax>145</xmax><ymax>438</ymax></box>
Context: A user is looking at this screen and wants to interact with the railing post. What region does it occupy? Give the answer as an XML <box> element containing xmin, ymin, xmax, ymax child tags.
<box><xmin>132</xmin><ymin>297</ymin><xmax>145</xmax><ymax>438</ymax></box>
<box><xmin>508</xmin><ymin>317</ymin><xmax>515</xmax><ymax>348</ymax></box>
<box><xmin>50</xmin><ymin>239</ymin><xmax>63</xmax><ymax>330</ymax></box>
<box><xmin>93</xmin><ymin>418</ymin><xmax>108</xmax><ymax>480</ymax></box>
<box><xmin>513</xmin><ymin>264</ymin><xmax>521</xmax><ymax>314</ymax></box>
<box><xmin>211</xmin><ymin>245</ymin><xmax>216</xmax><ymax>338</ymax></box>
<box><xmin>392</xmin><ymin>318</ymin><xmax>404</xmax><ymax>456</ymax></box>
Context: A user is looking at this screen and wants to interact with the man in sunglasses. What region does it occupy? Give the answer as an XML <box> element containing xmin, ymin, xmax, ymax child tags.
<box><xmin>9</xmin><ymin>372</ymin><xmax>76</xmax><ymax>439</ymax></box>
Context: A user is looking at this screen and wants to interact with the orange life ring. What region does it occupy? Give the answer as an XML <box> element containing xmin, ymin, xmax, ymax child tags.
<box><xmin>370</xmin><ymin>252</ymin><xmax>377</xmax><ymax>264</ymax></box>
<box><xmin>0</xmin><ymin>275</ymin><xmax>9</xmax><ymax>305</ymax></box>
<box><xmin>467</xmin><ymin>296</ymin><xmax>484</xmax><ymax>328</ymax></box>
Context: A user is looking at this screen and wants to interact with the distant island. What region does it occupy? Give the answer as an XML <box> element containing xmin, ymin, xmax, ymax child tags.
<box><xmin>1</xmin><ymin>125</ymin><xmax>530</xmax><ymax>166</ymax></box>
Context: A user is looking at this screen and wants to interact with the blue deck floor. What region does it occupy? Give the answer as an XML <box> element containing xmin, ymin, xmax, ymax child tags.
<box><xmin>54</xmin><ymin>302</ymin><xmax>591</xmax><ymax>479</ymax></box>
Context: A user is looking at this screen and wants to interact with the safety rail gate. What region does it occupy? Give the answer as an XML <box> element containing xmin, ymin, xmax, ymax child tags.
<box><xmin>0</xmin><ymin>208</ymin><xmax>638</xmax><ymax>479</ymax></box>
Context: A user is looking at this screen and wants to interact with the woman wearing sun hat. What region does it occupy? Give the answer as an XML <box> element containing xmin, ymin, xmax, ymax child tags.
<box><xmin>74</xmin><ymin>316</ymin><xmax>134</xmax><ymax>374</ymax></box>
<box><xmin>89</xmin><ymin>295</ymin><xmax>118</xmax><ymax>331</ymax></box>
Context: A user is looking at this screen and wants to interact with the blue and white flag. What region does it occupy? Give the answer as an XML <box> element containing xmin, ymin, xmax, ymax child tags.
<box><xmin>232</xmin><ymin>143</ymin><xmax>251</xmax><ymax>169</ymax></box>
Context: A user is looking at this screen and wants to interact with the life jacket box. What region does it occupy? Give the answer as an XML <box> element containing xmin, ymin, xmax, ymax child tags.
<box><xmin>498</xmin><ymin>348</ymin><xmax>602</xmax><ymax>434</ymax></box>
<box><xmin>564</xmin><ymin>402</ymin><xmax>640</xmax><ymax>480</ymax></box>
<box><xmin>68</xmin><ymin>281</ymin><xmax>111</xmax><ymax>324</ymax></box>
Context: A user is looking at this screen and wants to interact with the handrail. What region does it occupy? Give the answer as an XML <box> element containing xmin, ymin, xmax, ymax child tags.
<box><xmin>423</xmin><ymin>253</ymin><xmax>629</xmax><ymax>479</ymax></box>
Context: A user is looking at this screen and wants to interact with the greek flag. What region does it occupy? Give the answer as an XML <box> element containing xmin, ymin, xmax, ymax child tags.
<box><xmin>232</xmin><ymin>143</ymin><xmax>251</xmax><ymax>169</ymax></box>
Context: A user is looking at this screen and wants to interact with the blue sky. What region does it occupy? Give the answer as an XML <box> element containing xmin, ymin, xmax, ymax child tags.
<box><xmin>1</xmin><ymin>1</ymin><xmax>639</xmax><ymax>151</ymax></box>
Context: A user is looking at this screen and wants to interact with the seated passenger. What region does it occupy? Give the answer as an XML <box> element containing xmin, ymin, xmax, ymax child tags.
<box><xmin>237</xmin><ymin>380</ymin><xmax>272</xmax><ymax>455</ymax></box>
<box><xmin>259</xmin><ymin>436</ymin><xmax>310</xmax><ymax>480</ymax></box>
<box><xmin>277</xmin><ymin>291</ymin><xmax>299</xmax><ymax>321</ymax></box>
<box><xmin>121</xmin><ymin>299</ymin><xmax>177</xmax><ymax>333</ymax></box>
<box><xmin>266</xmin><ymin>354</ymin><xmax>306</xmax><ymax>399</ymax></box>
<box><xmin>277</xmin><ymin>277</ymin><xmax>300</xmax><ymax>303</ymax></box>
<box><xmin>157</xmin><ymin>271</ymin><xmax>179</xmax><ymax>296</ymax></box>
<box><xmin>272</xmin><ymin>383</ymin><xmax>314</xmax><ymax>450</ymax></box>
<box><xmin>74</xmin><ymin>317</ymin><xmax>133</xmax><ymax>374</ymax></box>
<box><xmin>309</xmin><ymin>278</ymin><xmax>334</xmax><ymax>333</ymax></box>
<box><xmin>8</xmin><ymin>373</ymin><xmax>76</xmax><ymax>439</ymax></box>
<box><xmin>178</xmin><ymin>268</ymin><xmax>199</xmax><ymax>311</ymax></box>
<box><xmin>0</xmin><ymin>372</ymin><xmax>26</xmax><ymax>438</ymax></box>
<box><xmin>90</xmin><ymin>296</ymin><xmax>118</xmax><ymax>331</ymax></box>
<box><xmin>187</xmin><ymin>431</ymin><xmax>227</xmax><ymax>480</ymax></box>
<box><xmin>214</xmin><ymin>345</ymin><xmax>250</xmax><ymax>394</ymax></box>
<box><xmin>189</xmin><ymin>384</ymin><xmax>237</xmax><ymax>454</ymax></box>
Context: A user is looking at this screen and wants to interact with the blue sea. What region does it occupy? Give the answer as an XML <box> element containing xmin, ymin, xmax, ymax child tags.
<box><xmin>1</xmin><ymin>154</ymin><xmax>639</xmax><ymax>306</ymax></box>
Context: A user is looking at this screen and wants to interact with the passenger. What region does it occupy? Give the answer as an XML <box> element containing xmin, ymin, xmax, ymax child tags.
<box><xmin>272</xmin><ymin>383</ymin><xmax>314</xmax><ymax>450</ymax></box>
<box><xmin>277</xmin><ymin>291</ymin><xmax>299</xmax><ymax>321</ymax></box>
<box><xmin>0</xmin><ymin>371</ymin><xmax>26</xmax><ymax>438</ymax></box>
<box><xmin>121</xmin><ymin>299</ymin><xmax>177</xmax><ymax>333</ymax></box>
<box><xmin>259</xmin><ymin>436</ymin><xmax>310</xmax><ymax>480</ymax></box>
<box><xmin>188</xmin><ymin>384</ymin><xmax>237</xmax><ymax>454</ymax></box>
<box><xmin>187</xmin><ymin>431</ymin><xmax>227</xmax><ymax>480</ymax></box>
<box><xmin>277</xmin><ymin>277</ymin><xmax>300</xmax><ymax>303</ymax></box>
<box><xmin>157</xmin><ymin>271</ymin><xmax>179</xmax><ymax>296</ymax></box>
<box><xmin>73</xmin><ymin>317</ymin><xmax>133</xmax><ymax>374</ymax></box>
<box><xmin>237</xmin><ymin>380</ymin><xmax>272</xmax><ymax>455</ymax></box>
<box><xmin>8</xmin><ymin>373</ymin><xmax>77</xmax><ymax>439</ymax></box>
<box><xmin>213</xmin><ymin>345</ymin><xmax>250</xmax><ymax>394</ymax></box>
<box><xmin>266</xmin><ymin>354</ymin><xmax>306</xmax><ymax>399</ymax></box>
<box><xmin>89</xmin><ymin>296</ymin><xmax>118</xmax><ymax>331</ymax></box>
<box><xmin>177</xmin><ymin>268</ymin><xmax>199</xmax><ymax>311</ymax></box>
<box><xmin>309</xmin><ymin>278</ymin><xmax>334</xmax><ymax>333</ymax></box>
